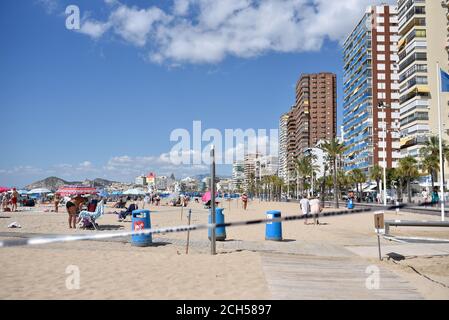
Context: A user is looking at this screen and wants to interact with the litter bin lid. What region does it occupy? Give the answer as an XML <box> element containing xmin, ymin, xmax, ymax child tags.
<box><xmin>132</xmin><ymin>210</ymin><xmax>150</xmax><ymax>217</ymax></box>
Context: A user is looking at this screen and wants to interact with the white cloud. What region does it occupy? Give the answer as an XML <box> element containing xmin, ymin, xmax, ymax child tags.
<box><xmin>71</xmin><ymin>0</ymin><xmax>395</xmax><ymax>64</ymax></box>
<box><xmin>79</xmin><ymin>161</ymin><xmax>93</xmax><ymax>168</ymax></box>
<box><xmin>37</xmin><ymin>0</ymin><xmax>59</xmax><ymax>14</ymax></box>
<box><xmin>78</xmin><ymin>20</ymin><xmax>111</xmax><ymax>39</ymax></box>
<box><xmin>108</xmin><ymin>6</ymin><xmax>170</xmax><ymax>46</ymax></box>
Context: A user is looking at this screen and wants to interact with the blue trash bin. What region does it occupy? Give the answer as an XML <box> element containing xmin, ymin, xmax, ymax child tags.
<box><xmin>131</xmin><ymin>210</ymin><xmax>152</xmax><ymax>247</ymax></box>
<box><xmin>208</xmin><ymin>208</ymin><xmax>226</xmax><ymax>241</ymax></box>
<box><xmin>347</xmin><ymin>199</ymin><xmax>354</xmax><ymax>209</ymax></box>
<box><xmin>265</xmin><ymin>210</ymin><xmax>282</xmax><ymax>241</ymax></box>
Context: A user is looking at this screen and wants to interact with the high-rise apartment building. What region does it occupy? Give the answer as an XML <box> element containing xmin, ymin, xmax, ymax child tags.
<box><xmin>243</xmin><ymin>153</ymin><xmax>259</xmax><ymax>190</ymax></box>
<box><xmin>280</xmin><ymin>73</ymin><xmax>337</xmax><ymax>183</ymax></box>
<box><xmin>278</xmin><ymin>113</ymin><xmax>289</xmax><ymax>182</ymax></box>
<box><xmin>232</xmin><ymin>161</ymin><xmax>245</xmax><ymax>192</ymax></box>
<box><xmin>293</xmin><ymin>73</ymin><xmax>337</xmax><ymax>154</ymax></box>
<box><xmin>398</xmin><ymin>0</ymin><xmax>449</xmax><ymax>160</ymax></box>
<box><xmin>286</xmin><ymin>107</ymin><xmax>297</xmax><ymax>181</ymax></box>
<box><xmin>343</xmin><ymin>4</ymin><xmax>401</xmax><ymax>174</ymax></box>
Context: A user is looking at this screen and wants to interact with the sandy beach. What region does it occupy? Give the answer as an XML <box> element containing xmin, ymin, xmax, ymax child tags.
<box><xmin>1</xmin><ymin>199</ymin><xmax>449</xmax><ymax>300</ymax></box>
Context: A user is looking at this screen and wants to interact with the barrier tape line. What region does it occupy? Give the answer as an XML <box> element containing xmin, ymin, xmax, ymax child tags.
<box><xmin>0</xmin><ymin>207</ymin><xmax>379</xmax><ymax>248</ymax></box>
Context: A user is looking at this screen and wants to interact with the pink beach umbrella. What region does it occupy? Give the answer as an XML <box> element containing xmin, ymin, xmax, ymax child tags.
<box><xmin>0</xmin><ymin>187</ymin><xmax>10</xmax><ymax>193</ymax></box>
<box><xmin>56</xmin><ymin>185</ymin><xmax>98</xmax><ymax>197</ymax></box>
<box><xmin>201</xmin><ymin>191</ymin><xmax>218</xmax><ymax>203</ymax></box>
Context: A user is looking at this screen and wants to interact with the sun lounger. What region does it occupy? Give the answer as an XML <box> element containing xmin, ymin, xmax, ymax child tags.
<box><xmin>78</xmin><ymin>200</ymin><xmax>105</xmax><ymax>230</ymax></box>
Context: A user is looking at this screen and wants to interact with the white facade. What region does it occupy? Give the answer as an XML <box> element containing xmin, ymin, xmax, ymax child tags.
<box><xmin>256</xmin><ymin>155</ymin><xmax>279</xmax><ymax>178</ymax></box>
<box><xmin>135</xmin><ymin>176</ymin><xmax>147</xmax><ymax>186</ymax></box>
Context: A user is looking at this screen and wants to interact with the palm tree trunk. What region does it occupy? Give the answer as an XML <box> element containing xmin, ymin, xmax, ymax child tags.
<box><xmin>407</xmin><ymin>178</ymin><xmax>412</xmax><ymax>203</ymax></box>
<box><xmin>321</xmin><ymin>168</ymin><xmax>327</xmax><ymax>206</ymax></box>
<box><xmin>431</xmin><ymin>170</ymin><xmax>435</xmax><ymax>191</ymax></box>
<box><xmin>333</xmin><ymin>159</ymin><xmax>339</xmax><ymax>208</ymax></box>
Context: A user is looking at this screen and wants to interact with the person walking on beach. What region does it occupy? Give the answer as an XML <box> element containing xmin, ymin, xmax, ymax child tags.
<box><xmin>309</xmin><ymin>195</ymin><xmax>322</xmax><ymax>225</ymax></box>
<box><xmin>241</xmin><ymin>193</ymin><xmax>248</xmax><ymax>211</ymax></box>
<box><xmin>300</xmin><ymin>194</ymin><xmax>310</xmax><ymax>225</ymax></box>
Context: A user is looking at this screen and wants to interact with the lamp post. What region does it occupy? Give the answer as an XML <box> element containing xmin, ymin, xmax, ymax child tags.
<box><xmin>436</xmin><ymin>62</ymin><xmax>445</xmax><ymax>221</ymax></box>
<box><xmin>378</xmin><ymin>102</ymin><xmax>388</xmax><ymax>206</ymax></box>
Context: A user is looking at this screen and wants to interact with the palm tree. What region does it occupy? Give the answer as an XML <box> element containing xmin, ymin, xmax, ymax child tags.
<box><xmin>370</xmin><ymin>164</ymin><xmax>383</xmax><ymax>194</ymax></box>
<box><xmin>350</xmin><ymin>169</ymin><xmax>366</xmax><ymax>201</ymax></box>
<box><xmin>421</xmin><ymin>136</ymin><xmax>449</xmax><ymax>190</ymax></box>
<box><xmin>294</xmin><ymin>154</ymin><xmax>314</xmax><ymax>196</ymax></box>
<box><xmin>337</xmin><ymin>170</ymin><xmax>351</xmax><ymax>195</ymax></box>
<box><xmin>420</xmin><ymin>155</ymin><xmax>439</xmax><ymax>190</ymax></box>
<box><xmin>398</xmin><ymin>156</ymin><xmax>419</xmax><ymax>203</ymax></box>
<box><xmin>320</xmin><ymin>139</ymin><xmax>347</xmax><ymax>208</ymax></box>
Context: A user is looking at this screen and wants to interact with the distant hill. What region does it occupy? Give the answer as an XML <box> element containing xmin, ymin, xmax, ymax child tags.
<box><xmin>25</xmin><ymin>177</ymin><xmax>118</xmax><ymax>191</ymax></box>
<box><xmin>25</xmin><ymin>177</ymin><xmax>70</xmax><ymax>191</ymax></box>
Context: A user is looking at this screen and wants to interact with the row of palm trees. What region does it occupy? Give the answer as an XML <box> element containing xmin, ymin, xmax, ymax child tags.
<box><xmin>247</xmin><ymin>135</ymin><xmax>449</xmax><ymax>207</ymax></box>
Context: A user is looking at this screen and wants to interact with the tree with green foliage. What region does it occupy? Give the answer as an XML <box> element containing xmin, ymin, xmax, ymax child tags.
<box><xmin>398</xmin><ymin>156</ymin><xmax>419</xmax><ymax>203</ymax></box>
<box><xmin>320</xmin><ymin>139</ymin><xmax>347</xmax><ymax>208</ymax></box>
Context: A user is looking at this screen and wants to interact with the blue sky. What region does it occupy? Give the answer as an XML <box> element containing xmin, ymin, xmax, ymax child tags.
<box><xmin>0</xmin><ymin>0</ymin><xmax>392</xmax><ymax>187</ymax></box>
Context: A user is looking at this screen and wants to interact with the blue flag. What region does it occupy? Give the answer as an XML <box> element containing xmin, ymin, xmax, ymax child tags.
<box><xmin>442</xmin><ymin>69</ymin><xmax>449</xmax><ymax>92</ymax></box>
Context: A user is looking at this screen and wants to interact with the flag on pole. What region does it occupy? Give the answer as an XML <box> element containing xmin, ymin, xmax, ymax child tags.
<box><xmin>441</xmin><ymin>68</ymin><xmax>449</xmax><ymax>92</ymax></box>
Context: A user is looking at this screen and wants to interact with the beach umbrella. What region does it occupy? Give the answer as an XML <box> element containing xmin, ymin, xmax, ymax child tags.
<box><xmin>111</xmin><ymin>191</ymin><xmax>123</xmax><ymax>196</ymax></box>
<box><xmin>0</xmin><ymin>187</ymin><xmax>10</xmax><ymax>193</ymax></box>
<box><xmin>56</xmin><ymin>185</ymin><xmax>97</xmax><ymax>197</ymax></box>
<box><xmin>28</xmin><ymin>188</ymin><xmax>52</xmax><ymax>194</ymax></box>
<box><xmin>17</xmin><ymin>190</ymin><xmax>29</xmax><ymax>195</ymax></box>
<box><xmin>123</xmin><ymin>189</ymin><xmax>146</xmax><ymax>196</ymax></box>
<box><xmin>97</xmin><ymin>190</ymin><xmax>110</xmax><ymax>198</ymax></box>
<box><xmin>201</xmin><ymin>191</ymin><xmax>219</xmax><ymax>203</ymax></box>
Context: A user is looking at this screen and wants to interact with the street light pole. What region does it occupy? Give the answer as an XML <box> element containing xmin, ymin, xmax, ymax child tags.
<box><xmin>379</xmin><ymin>102</ymin><xmax>388</xmax><ymax>206</ymax></box>
<box><xmin>437</xmin><ymin>62</ymin><xmax>446</xmax><ymax>221</ymax></box>
<box><xmin>210</xmin><ymin>145</ymin><xmax>216</xmax><ymax>256</ymax></box>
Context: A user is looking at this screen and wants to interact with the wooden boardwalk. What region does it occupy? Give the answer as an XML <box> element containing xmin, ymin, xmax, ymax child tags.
<box><xmin>261</xmin><ymin>252</ymin><xmax>423</xmax><ymax>300</ymax></box>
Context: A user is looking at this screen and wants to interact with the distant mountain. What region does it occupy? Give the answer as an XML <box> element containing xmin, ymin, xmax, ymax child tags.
<box><xmin>192</xmin><ymin>174</ymin><xmax>209</xmax><ymax>182</ymax></box>
<box><xmin>85</xmin><ymin>178</ymin><xmax>119</xmax><ymax>188</ymax></box>
<box><xmin>25</xmin><ymin>177</ymin><xmax>118</xmax><ymax>191</ymax></box>
<box><xmin>25</xmin><ymin>177</ymin><xmax>70</xmax><ymax>191</ymax></box>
